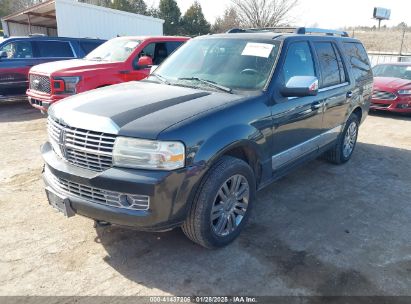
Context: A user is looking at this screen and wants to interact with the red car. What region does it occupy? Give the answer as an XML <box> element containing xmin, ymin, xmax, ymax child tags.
<box><xmin>371</xmin><ymin>63</ymin><xmax>411</xmax><ymax>113</ymax></box>
<box><xmin>27</xmin><ymin>36</ymin><xmax>189</xmax><ymax>112</ymax></box>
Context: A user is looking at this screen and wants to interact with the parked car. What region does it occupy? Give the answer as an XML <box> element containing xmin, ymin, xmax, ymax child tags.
<box><xmin>27</xmin><ymin>36</ymin><xmax>189</xmax><ymax>112</ymax></box>
<box><xmin>0</xmin><ymin>36</ymin><xmax>105</xmax><ymax>103</ymax></box>
<box><xmin>42</xmin><ymin>27</ymin><xmax>372</xmax><ymax>248</ymax></box>
<box><xmin>371</xmin><ymin>63</ymin><xmax>411</xmax><ymax>113</ymax></box>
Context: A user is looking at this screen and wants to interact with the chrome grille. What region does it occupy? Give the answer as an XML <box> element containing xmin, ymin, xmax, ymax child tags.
<box><xmin>372</xmin><ymin>90</ymin><xmax>397</xmax><ymax>100</ymax></box>
<box><xmin>30</xmin><ymin>74</ymin><xmax>51</xmax><ymax>94</ymax></box>
<box><xmin>47</xmin><ymin>116</ymin><xmax>116</xmax><ymax>172</ymax></box>
<box><xmin>45</xmin><ymin>167</ymin><xmax>149</xmax><ymax>211</ymax></box>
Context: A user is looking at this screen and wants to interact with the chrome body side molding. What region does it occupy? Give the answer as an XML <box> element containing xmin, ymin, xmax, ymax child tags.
<box><xmin>272</xmin><ymin>125</ymin><xmax>342</xmax><ymax>170</ymax></box>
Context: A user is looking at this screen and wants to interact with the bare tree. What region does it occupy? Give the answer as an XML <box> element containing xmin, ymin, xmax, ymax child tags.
<box><xmin>212</xmin><ymin>7</ymin><xmax>240</xmax><ymax>33</ymax></box>
<box><xmin>231</xmin><ymin>0</ymin><xmax>298</xmax><ymax>28</ymax></box>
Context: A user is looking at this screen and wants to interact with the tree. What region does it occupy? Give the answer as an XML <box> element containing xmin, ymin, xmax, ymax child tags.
<box><xmin>109</xmin><ymin>0</ymin><xmax>147</xmax><ymax>15</ymax></box>
<box><xmin>159</xmin><ymin>0</ymin><xmax>181</xmax><ymax>35</ymax></box>
<box><xmin>212</xmin><ymin>7</ymin><xmax>240</xmax><ymax>33</ymax></box>
<box><xmin>0</xmin><ymin>0</ymin><xmax>40</xmax><ymax>31</ymax></box>
<box><xmin>231</xmin><ymin>0</ymin><xmax>298</xmax><ymax>28</ymax></box>
<box><xmin>147</xmin><ymin>6</ymin><xmax>161</xmax><ymax>18</ymax></box>
<box><xmin>109</xmin><ymin>0</ymin><xmax>133</xmax><ymax>13</ymax></box>
<box><xmin>181</xmin><ymin>1</ymin><xmax>210</xmax><ymax>36</ymax></box>
<box><xmin>129</xmin><ymin>0</ymin><xmax>147</xmax><ymax>15</ymax></box>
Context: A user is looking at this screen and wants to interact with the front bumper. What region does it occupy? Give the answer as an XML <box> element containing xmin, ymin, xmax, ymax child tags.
<box><xmin>27</xmin><ymin>89</ymin><xmax>69</xmax><ymax>111</ymax></box>
<box><xmin>42</xmin><ymin>142</ymin><xmax>201</xmax><ymax>231</ymax></box>
<box><xmin>370</xmin><ymin>96</ymin><xmax>411</xmax><ymax>113</ymax></box>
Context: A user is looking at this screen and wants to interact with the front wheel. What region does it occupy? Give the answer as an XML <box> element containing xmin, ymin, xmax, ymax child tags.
<box><xmin>182</xmin><ymin>156</ymin><xmax>256</xmax><ymax>249</ymax></box>
<box><xmin>323</xmin><ymin>113</ymin><xmax>360</xmax><ymax>164</ymax></box>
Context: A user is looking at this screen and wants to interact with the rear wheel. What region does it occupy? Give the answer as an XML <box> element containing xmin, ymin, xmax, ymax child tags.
<box><xmin>323</xmin><ymin>113</ymin><xmax>360</xmax><ymax>164</ymax></box>
<box><xmin>182</xmin><ymin>156</ymin><xmax>256</xmax><ymax>248</ymax></box>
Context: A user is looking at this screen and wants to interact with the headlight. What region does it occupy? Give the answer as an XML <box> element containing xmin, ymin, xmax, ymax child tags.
<box><xmin>53</xmin><ymin>76</ymin><xmax>81</xmax><ymax>94</ymax></box>
<box><xmin>398</xmin><ymin>89</ymin><xmax>411</xmax><ymax>95</ymax></box>
<box><xmin>113</xmin><ymin>137</ymin><xmax>185</xmax><ymax>170</ymax></box>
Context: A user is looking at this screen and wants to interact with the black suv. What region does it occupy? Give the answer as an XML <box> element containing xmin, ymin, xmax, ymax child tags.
<box><xmin>0</xmin><ymin>36</ymin><xmax>105</xmax><ymax>102</ymax></box>
<box><xmin>42</xmin><ymin>28</ymin><xmax>373</xmax><ymax>248</ymax></box>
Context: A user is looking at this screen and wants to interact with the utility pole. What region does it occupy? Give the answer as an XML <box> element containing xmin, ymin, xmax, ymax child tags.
<box><xmin>399</xmin><ymin>27</ymin><xmax>406</xmax><ymax>56</ymax></box>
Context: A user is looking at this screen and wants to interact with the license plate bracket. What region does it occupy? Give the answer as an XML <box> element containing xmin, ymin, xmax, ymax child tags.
<box><xmin>45</xmin><ymin>187</ymin><xmax>75</xmax><ymax>218</ymax></box>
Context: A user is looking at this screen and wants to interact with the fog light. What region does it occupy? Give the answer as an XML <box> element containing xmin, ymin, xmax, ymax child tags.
<box><xmin>397</xmin><ymin>104</ymin><xmax>410</xmax><ymax>109</ymax></box>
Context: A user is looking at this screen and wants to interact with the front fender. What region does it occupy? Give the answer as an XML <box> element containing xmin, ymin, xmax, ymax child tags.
<box><xmin>192</xmin><ymin>123</ymin><xmax>268</xmax><ymax>167</ymax></box>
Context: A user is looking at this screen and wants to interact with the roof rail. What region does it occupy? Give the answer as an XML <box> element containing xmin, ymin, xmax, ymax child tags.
<box><xmin>227</xmin><ymin>27</ymin><xmax>349</xmax><ymax>37</ymax></box>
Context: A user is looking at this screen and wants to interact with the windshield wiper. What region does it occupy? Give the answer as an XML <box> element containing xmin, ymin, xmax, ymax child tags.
<box><xmin>178</xmin><ymin>77</ymin><xmax>232</xmax><ymax>93</ymax></box>
<box><xmin>151</xmin><ymin>73</ymin><xmax>170</xmax><ymax>85</ymax></box>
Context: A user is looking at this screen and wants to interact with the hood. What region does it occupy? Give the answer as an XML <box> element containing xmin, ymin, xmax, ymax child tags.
<box><xmin>30</xmin><ymin>59</ymin><xmax>119</xmax><ymax>76</ymax></box>
<box><xmin>373</xmin><ymin>77</ymin><xmax>411</xmax><ymax>91</ymax></box>
<box><xmin>49</xmin><ymin>81</ymin><xmax>243</xmax><ymax>139</ymax></box>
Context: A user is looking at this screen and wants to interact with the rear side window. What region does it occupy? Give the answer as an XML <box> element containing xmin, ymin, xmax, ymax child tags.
<box><xmin>35</xmin><ymin>41</ymin><xmax>74</xmax><ymax>58</ymax></box>
<box><xmin>282</xmin><ymin>41</ymin><xmax>316</xmax><ymax>83</ymax></box>
<box><xmin>80</xmin><ymin>41</ymin><xmax>103</xmax><ymax>55</ymax></box>
<box><xmin>343</xmin><ymin>42</ymin><xmax>372</xmax><ymax>83</ymax></box>
<box><xmin>314</xmin><ymin>42</ymin><xmax>346</xmax><ymax>88</ymax></box>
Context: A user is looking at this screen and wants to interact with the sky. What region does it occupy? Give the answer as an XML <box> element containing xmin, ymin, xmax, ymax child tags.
<box><xmin>148</xmin><ymin>0</ymin><xmax>411</xmax><ymax>29</ymax></box>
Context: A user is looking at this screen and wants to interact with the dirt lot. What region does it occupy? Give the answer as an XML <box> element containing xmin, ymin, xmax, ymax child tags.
<box><xmin>1</xmin><ymin>102</ymin><xmax>411</xmax><ymax>297</ymax></box>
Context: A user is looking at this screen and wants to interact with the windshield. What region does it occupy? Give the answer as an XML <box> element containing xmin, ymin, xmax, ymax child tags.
<box><xmin>373</xmin><ymin>64</ymin><xmax>411</xmax><ymax>80</ymax></box>
<box><xmin>152</xmin><ymin>38</ymin><xmax>281</xmax><ymax>91</ymax></box>
<box><xmin>85</xmin><ymin>38</ymin><xmax>140</xmax><ymax>62</ymax></box>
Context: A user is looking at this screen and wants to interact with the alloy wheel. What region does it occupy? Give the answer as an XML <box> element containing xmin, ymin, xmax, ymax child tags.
<box><xmin>343</xmin><ymin>121</ymin><xmax>358</xmax><ymax>158</ymax></box>
<box><xmin>211</xmin><ymin>174</ymin><xmax>250</xmax><ymax>237</ymax></box>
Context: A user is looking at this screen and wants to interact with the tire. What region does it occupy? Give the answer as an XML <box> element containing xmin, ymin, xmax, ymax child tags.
<box><xmin>182</xmin><ymin>156</ymin><xmax>256</xmax><ymax>249</ymax></box>
<box><xmin>323</xmin><ymin>113</ymin><xmax>360</xmax><ymax>165</ymax></box>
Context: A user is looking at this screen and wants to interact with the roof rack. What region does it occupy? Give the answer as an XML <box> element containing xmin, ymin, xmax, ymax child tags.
<box><xmin>227</xmin><ymin>27</ymin><xmax>349</xmax><ymax>37</ymax></box>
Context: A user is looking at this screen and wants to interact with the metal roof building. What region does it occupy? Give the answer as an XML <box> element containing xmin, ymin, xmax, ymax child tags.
<box><xmin>1</xmin><ymin>0</ymin><xmax>164</xmax><ymax>39</ymax></box>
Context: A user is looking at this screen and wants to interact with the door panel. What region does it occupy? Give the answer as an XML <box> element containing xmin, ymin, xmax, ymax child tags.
<box><xmin>313</xmin><ymin>42</ymin><xmax>351</xmax><ymax>132</ymax></box>
<box><xmin>271</xmin><ymin>41</ymin><xmax>324</xmax><ymax>170</ymax></box>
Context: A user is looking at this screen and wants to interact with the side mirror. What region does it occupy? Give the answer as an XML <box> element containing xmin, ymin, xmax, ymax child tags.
<box><xmin>135</xmin><ymin>56</ymin><xmax>153</xmax><ymax>70</ymax></box>
<box><xmin>281</xmin><ymin>76</ymin><xmax>319</xmax><ymax>97</ymax></box>
<box><xmin>0</xmin><ymin>51</ymin><xmax>7</xmax><ymax>59</ymax></box>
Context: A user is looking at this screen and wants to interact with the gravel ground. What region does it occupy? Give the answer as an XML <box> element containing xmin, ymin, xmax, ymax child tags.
<box><xmin>1</xmin><ymin>103</ymin><xmax>410</xmax><ymax>297</ymax></box>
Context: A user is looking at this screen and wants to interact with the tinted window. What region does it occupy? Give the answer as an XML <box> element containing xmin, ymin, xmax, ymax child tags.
<box><xmin>166</xmin><ymin>41</ymin><xmax>184</xmax><ymax>55</ymax></box>
<box><xmin>314</xmin><ymin>42</ymin><xmax>345</xmax><ymax>88</ymax></box>
<box><xmin>80</xmin><ymin>41</ymin><xmax>103</xmax><ymax>55</ymax></box>
<box><xmin>0</xmin><ymin>41</ymin><xmax>33</xmax><ymax>59</ymax></box>
<box><xmin>35</xmin><ymin>41</ymin><xmax>74</xmax><ymax>58</ymax></box>
<box><xmin>343</xmin><ymin>42</ymin><xmax>372</xmax><ymax>82</ymax></box>
<box><xmin>283</xmin><ymin>41</ymin><xmax>315</xmax><ymax>83</ymax></box>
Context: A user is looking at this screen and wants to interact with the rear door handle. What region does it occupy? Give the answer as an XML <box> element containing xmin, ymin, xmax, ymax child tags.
<box><xmin>311</xmin><ymin>101</ymin><xmax>322</xmax><ymax>110</ymax></box>
<box><xmin>346</xmin><ymin>91</ymin><xmax>353</xmax><ymax>98</ymax></box>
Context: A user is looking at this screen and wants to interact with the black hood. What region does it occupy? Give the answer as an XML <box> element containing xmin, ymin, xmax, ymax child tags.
<box><xmin>49</xmin><ymin>81</ymin><xmax>243</xmax><ymax>139</ymax></box>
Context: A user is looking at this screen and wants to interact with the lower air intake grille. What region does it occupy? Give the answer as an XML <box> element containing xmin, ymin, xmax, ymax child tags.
<box><xmin>45</xmin><ymin>167</ymin><xmax>150</xmax><ymax>211</ymax></box>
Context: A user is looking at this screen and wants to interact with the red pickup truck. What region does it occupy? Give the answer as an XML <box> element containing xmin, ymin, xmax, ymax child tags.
<box><xmin>27</xmin><ymin>36</ymin><xmax>189</xmax><ymax>112</ymax></box>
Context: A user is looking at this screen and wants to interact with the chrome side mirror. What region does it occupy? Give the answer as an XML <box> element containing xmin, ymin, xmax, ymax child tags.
<box><xmin>281</xmin><ymin>76</ymin><xmax>319</xmax><ymax>97</ymax></box>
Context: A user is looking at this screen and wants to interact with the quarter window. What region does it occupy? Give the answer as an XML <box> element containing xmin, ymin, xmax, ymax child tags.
<box><xmin>343</xmin><ymin>42</ymin><xmax>372</xmax><ymax>83</ymax></box>
<box><xmin>282</xmin><ymin>41</ymin><xmax>316</xmax><ymax>84</ymax></box>
<box><xmin>35</xmin><ymin>41</ymin><xmax>74</xmax><ymax>58</ymax></box>
<box><xmin>314</xmin><ymin>42</ymin><xmax>346</xmax><ymax>88</ymax></box>
<box><xmin>0</xmin><ymin>41</ymin><xmax>33</xmax><ymax>59</ymax></box>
